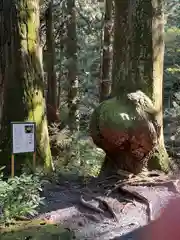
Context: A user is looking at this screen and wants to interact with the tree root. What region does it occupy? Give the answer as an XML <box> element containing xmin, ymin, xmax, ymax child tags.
<box><xmin>80</xmin><ymin>195</ymin><xmax>104</xmax><ymax>214</ymax></box>
<box><xmin>79</xmin><ymin>193</ymin><xmax>119</xmax><ymax>222</ymax></box>
<box><xmin>105</xmin><ymin>170</ymin><xmax>169</xmax><ymax>195</ymax></box>
<box><xmin>100</xmin><ymin>198</ymin><xmax>119</xmax><ymax>222</ymax></box>
<box><xmin>104</xmin><ymin>170</ymin><xmax>172</xmax><ymax>223</ymax></box>
<box><xmin>118</xmin><ymin>185</ymin><xmax>152</xmax><ymax>223</ymax></box>
<box><xmin>116</xmin><ymin>169</ymin><xmax>134</xmax><ymax>179</ymax></box>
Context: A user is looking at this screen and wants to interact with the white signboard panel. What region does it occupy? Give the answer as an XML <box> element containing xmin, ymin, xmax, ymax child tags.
<box><xmin>12</xmin><ymin>122</ymin><xmax>35</xmax><ymax>154</ymax></box>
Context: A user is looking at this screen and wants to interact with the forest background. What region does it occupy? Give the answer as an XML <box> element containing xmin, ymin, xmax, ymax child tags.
<box><xmin>0</xmin><ymin>0</ymin><xmax>180</xmax><ymax>226</ymax></box>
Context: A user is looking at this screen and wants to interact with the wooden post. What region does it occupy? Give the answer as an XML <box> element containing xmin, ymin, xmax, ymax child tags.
<box><xmin>33</xmin><ymin>152</ymin><xmax>36</xmax><ymax>171</ymax></box>
<box><xmin>11</xmin><ymin>154</ymin><xmax>14</xmax><ymax>178</ymax></box>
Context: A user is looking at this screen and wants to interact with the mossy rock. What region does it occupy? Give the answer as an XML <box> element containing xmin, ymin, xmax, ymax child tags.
<box><xmin>0</xmin><ymin>220</ymin><xmax>73</xmax><ymax>240</ymax></box>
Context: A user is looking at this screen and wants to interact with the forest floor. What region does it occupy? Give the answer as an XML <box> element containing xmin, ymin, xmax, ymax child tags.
<box><xmin>32</xmin><ymin>173</ymin><xmax>180</xmax><ymax>240</ymax></box>
<box><xmin>2</xmin><ymin>115</ymin><xmax>180</xmax><ymax>239</ymax></box>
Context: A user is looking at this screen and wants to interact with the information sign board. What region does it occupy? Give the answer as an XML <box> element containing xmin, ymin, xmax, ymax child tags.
<box><xmin>11</xmin><ymin>122</ymin><xmax>36</xmax><ymax>154</ymax></box>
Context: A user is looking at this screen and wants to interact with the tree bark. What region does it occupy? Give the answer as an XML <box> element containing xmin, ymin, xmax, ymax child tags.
<box><xmin>0</xmin><ymin>0</ymin><xmax>54</xmax><ymax>174</ymax></box>
<box><xmin>111</xmin><ymin>0</ymin><xmax>136</xmax><ymax>97</ymax></box>
<box><xmin>0</xmin><ymin>74</ymin><xmax>3</xmax><ymax>125</ymax></box>
<box><xmin>99</xmin><ymin>0</ymin><xmax>113</xmax><ymax>102</ymax></box>
<box><xmin>132</xmin><ymin>0</ymin><xmax>169</xmax><ymax>171</ymax></box>
<box><xmin>45</xmin><ymin>0</ymin><xmax>57</xmax><ymax>124</ymax></box>
<box><xmin>66</xmin><ymin>0</ymin><xmax>79</xmax><ymax>132</ymax></box>
<box><xmin>111</xmin><ymin>0</ymin><xmax>169</xmax><ymax>172</ymax></box>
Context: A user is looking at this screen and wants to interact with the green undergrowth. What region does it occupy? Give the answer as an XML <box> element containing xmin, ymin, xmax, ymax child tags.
<box><xmin>0</xmin><ymin>220</ymin><xmax>73</xmax><ymax>240</ymax></box>
<box><xmin>0</xmin><ymin>168</ymin><xmax>44</xmax><ymax>224</ymax></box>
<box><xmin>48</xmin><ymin>124</ymin><xmax>105</xmax><ymax>179</ymax></box>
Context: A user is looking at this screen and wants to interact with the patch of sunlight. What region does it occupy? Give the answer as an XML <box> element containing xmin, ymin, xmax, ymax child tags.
<box><xmin>1</xmin><ymin>220</ymin><xmax>73</xmax><ymax>240</ymax></box>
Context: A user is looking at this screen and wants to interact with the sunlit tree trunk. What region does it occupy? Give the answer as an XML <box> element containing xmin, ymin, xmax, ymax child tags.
<box><xmin>132</xmin><ymin>0</ymin><xmax>168</xmax><ymax>171</ymax></box>
<box><xmin>66</xmin><ymin>0</ymin><xmax>79</xmax><ymax>131</ymax></box>
<box><xmin>45</xmin><ymin>0</ymin><xmax>57</xmax><ymax>124</ymax></box>
<box><xmin>111</xmin><ymin>0</ymin><xmax>133</xmax><ymax>96</ymax></box>
<box><xmin>0</xmin><ymin>0</ymin><xmax>54</xmax><ymax>174</ymax></box>
<box><xmin>99</xmin><ymin>0</ymin><xmax>113</xmax><ymax>102</ymax></box>
<box><xmin>111</xmin><ymin>0</ymin><xmax>169</xmax><ymax>172</ymax></box>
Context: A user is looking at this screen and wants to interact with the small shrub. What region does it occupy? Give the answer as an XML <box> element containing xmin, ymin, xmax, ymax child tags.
<box><xmin>70</xmin><ymin>136</ymin><xmax>105</xmax><ymax>177</ymax></box>
<box><xmin>0</xmin><ymin>169</ymin><xmax>44</xmax><ymax>223</ymax></box>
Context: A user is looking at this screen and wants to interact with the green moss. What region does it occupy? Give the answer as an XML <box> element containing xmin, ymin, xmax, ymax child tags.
<box><xmin>99</xmin><ymin>97</ymin><xmax>138</xmax><ymax>131</ymax></box>
<box><xmin>1</xmin><ymin>220</ymin><xmax>73</xmax><ymax>240</ymax></box>
<box><xmin>27</xmin><ymin>19</ymin><xmax>36</xmax><ymax>52</ymax></box>
<box><xmin>19</xmin><ymin>1</ymin><xmax>37</xmax><ymax>52</ymax></box>
<box><xmin>148</xmin><ymin>145</ymin><xmax>170</xmax><ymax>173</ymax></box>
<box><xmin>91</xmin><ymin>96</ymin><xmax>170</xmax><ymax>174</ymax></box>
<box><xmin>27</xmin><ymin>90</ymin><xmax>53</xmax><ymax>171</ymax></box>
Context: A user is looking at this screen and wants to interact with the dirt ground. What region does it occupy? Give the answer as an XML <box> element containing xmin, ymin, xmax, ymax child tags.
<box><xmin>35</xmin><ymin>174</ymin><xmax>180</xmax><ymax>240</ymax></box>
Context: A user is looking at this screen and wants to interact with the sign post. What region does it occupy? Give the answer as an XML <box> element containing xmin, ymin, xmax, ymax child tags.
<box><xmin>11</xmin><ymin>122</ymin><xmax>36</xmax><ymax>177</ymax></box>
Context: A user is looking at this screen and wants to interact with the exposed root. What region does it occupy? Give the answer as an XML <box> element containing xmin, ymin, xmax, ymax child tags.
<box><xmin>106</xmin><ymin>184</ymin><xmax>151</xmax><ymax>223</ymax></box>
<box><xmin>104</xmin><ymin>170</ymin><xmax>172</xmax><ymax>223</ymax></box>
<box><xmin>137</xmin><ymin>169</ymin><xmax>164</xmax><ymax>178</ymax></box>
<box><xmin>120</xmin><ymin>201</ymin><xmax>136</xmax><ymax>214</ymax></box>
<box><xmin>118</xmin><ymin>185</ymin><xmax>152</xmax><ymax>223</ymax></box>
<box><xmin>80</xmin><ymin>195</ymin><xmax>104</xmax><ymax>214</ymax></box>
<box><xmin>100</xmin><ymin>198</ymin><xmax>119</xmax><ymax>222</ymax></box>
<box><xmin>129</xmin><ymin>179</ymin><xmax>179</xmax><ymax>189</ymax></box>
<box><xmin>79</xmin><ymin>193</ymin><xmax>119</xmax><ymax>222</ymax></box>
<box><xmin>106</xmin><ymin>170</ymin><xmax>169</xmax><ymax>195</ymax></box>
<box><xmin>77</xmin><ymin>171</ymin><xmax>179</xmax><ymax>225</ymax></box>
<box><xmin>116</xmin><ymin>169</ymin><xmax>134</xmax><ymax>179</ymax></box>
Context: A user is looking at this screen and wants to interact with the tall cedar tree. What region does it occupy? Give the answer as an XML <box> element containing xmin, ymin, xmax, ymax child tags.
<box><xmin>100</xmin><ymin>0</ymin><xmax>113</xmax><ymax>102</ymax></box>
<box><xmin>111</xmin><ymin>0</ymin><xmax>169</xmax><ymax>172</ymax></box>
<box><xmin>0</xmin><ymin>0</ymin><xmax>54</xmax><ymax>174</ymax></box>
<box><xmin>45</xmin><ymin>0</ymin><xmax>57</xmax><ymax>124</ymax></box>
<box><xmin>66</xmin><ymin>0</ymin><xmax>79</xmax><ymax>131</ymax></box>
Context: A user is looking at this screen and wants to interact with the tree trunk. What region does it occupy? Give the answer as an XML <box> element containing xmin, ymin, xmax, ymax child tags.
<box><xmin>111</xmin><ymin>0</ymin><xmax>135</xmax><ymax>96</ymax></box>
<box><xmin>45</xmin><ymin>0</ymin><xmax>57</xmax><ymax>124</ymax></box>
<box><xmin>110</xmin><ymin>0</ymin><xmax>169</xmax><ymax>173</ymax></box>
<box><xmin>0</xmin><ymin>0</ymin><xmax>54</xmax><ymax>174</ymax></box>
<box><xmin>132</xmin><ymin>0</ymin><xmax>169</xmax><ymax>171</ymax></box>
<box><xmin>99</xmin><ymin>0</ymin><xmax>113</xmax><ymax>102</ymax></box>
<box><xmin>66</xmin><ymin>0</ymin><xmax>79</xmax><ymax>132</ymax></box>
<box><xmin>0</xmin><ymin>74</ymin><xmax>3</xmax><ymax>126</ymax></box>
